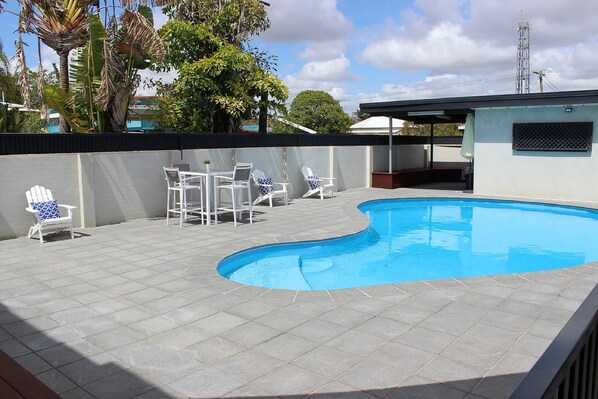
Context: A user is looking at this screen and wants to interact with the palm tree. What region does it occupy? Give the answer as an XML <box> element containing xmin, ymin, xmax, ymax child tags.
<box><xmin>18</xmin><ymin>0</ymin><xmax>96</xmax><ymax>132</ymax></box>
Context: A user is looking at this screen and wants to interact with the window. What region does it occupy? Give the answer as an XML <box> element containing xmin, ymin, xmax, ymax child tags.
<box><xmin>513</xmin><ymin>122</ymin><xmax>593</xmax><ymax>152</ymax></box>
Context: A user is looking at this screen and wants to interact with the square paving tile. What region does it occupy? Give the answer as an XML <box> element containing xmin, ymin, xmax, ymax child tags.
<box><xmin>326</xmin><ymin>329</ymin><xmax>388</xmax><ymax>358</ymax></box>
<box><xmin>86</xmin><ymin>326</ymin><xmax>147</xmax><ymax>351</ymax></box>
<box><xmin>418</xmin><ymin>355</ymin><xmax>486</xmax><ymax>392</ymax></box>
<box><xmin>190</xmin><ymin>311</ymin><xmax>248</xmax><ymax>335</ymax></box>
<box><xmin>387</xmin><ymin>375</ymin><xmax>468</xmax><ymax>399</ymax></box>
<box><xmin>368</xmin><ymin>342</ymin><xmax>436</xmax><ymax>374</ymax></box>
<box><xmin>215</xmin><ymin>349</ymin><xmax>285</xmax><ymax>382</ymax></box>
<box><xmin>58</xmin><ymin>352</ymin><xmax>129</xmax><ymax>386</ymax></box>
<box><xmin>253</xmin><ymin>364</ymin><xmax>327</xmax><ymax>398</ymax></box>
<box><xmin>292</xmin><ymin>346</ymin><xmax>361</xmax><ymax>379</ymax></box>
<box><xmin>353</xmin><ymin>315</ymin><xmax>411</xmax><ymax>340</ymax></box>
<box><xmin>318</xmin><ymin>308</ymin><xmax>373</xmax><ymax>328</ymax></box>
<box><xmin>394</xmin><ymin>326</ymin><xmax>458</xmax><ymax>354</ymax></box>
<box><xmin>184</xmin><ymin>336</ymin><xmax>248</xmax><ymax>364</ymax></box>
<box><xmin>336</xmin><ymin>360</ymin><xmax>410</xmax><ymax>398</ymax></box>
<box><xmin>288</xmin><ymin>318</ymin><xmax>349</xmax><ymax>344</ymax></box>
<box><xmin>255</xmin><ymin>333</ymin><xmax>318</xmax><ymax>362</ymax></box>
<box><xmin>221</xmin><ymin>321</ymin><xmax>281</xmax><ymax>347</ymax></box>
<box><xmin>170</xmin><ymin>367</ymin><xmax>246</xmax><ymax>398</ymax></box>
<box><xmin>82</xmin><ymin>370</ymin><xmax>155</xmax><ymax>399</ymax></box>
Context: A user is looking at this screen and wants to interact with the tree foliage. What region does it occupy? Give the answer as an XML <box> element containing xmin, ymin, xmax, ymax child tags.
<box><xmin>0</xmin><ymin>40</ymin><xmax>17</xmax><ymax>103</ymax></box>
<box><xmin>274</xmin><ymin>90</ymin><xmax>353</xmax><ymax>134</ymax></box>
<box><xmin>14</xmin><ymin>0</ymin><xmax>166</xmax><ymax>132</ymax></box>
<box><xmin>40</xmin><ymin>7</ymin><xmax>164</xmax><ymax>132</ymax></box>
<box><xmin>162</xmin><ymin>0</ymin><xmax>269</xmax><ymax>45</ymax></box>
<box><xmin>154</xmin><ymin>2</ymin><xmax>287</xmax><ymax>133</ymax></box>
<box><xmin>402</xmin><ymin>121</ymin><xmax>462</xmax><ymax>136</ymax></box>
<box><xmin>352</xmin><ymin>109</ymin><xmax>370</xmax><ymax>122</ymax></box>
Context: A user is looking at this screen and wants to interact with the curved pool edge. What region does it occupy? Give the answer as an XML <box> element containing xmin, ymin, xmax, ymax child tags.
<box><xmin>185</xmin><ymin>190</ymin><xmax>598</xmax><ymax>295</ymax></box>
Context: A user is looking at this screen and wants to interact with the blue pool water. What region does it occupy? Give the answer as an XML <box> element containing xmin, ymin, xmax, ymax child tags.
<box><xmin>218</xmin><ymin>198</ymin><xmax>598</xmax><ymax>290</ymax></box>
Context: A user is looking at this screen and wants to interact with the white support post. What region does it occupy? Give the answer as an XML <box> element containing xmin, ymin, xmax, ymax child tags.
<box><xmin>388</xmin><ymin>117</ymin><xmax>393</xmax><ymax>173</ymax></box>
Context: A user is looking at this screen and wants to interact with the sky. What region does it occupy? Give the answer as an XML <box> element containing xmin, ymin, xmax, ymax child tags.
<box><xmin>2</xmin><ymin>0</ymin><xmax>598</xmax><ymax>113</ymax></box>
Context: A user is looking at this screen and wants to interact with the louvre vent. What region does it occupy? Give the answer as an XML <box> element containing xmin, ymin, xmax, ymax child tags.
<box><xmin>513</xmin><ymin>122</ymin><xmax>593</xmax><ymax>152</ymax></box>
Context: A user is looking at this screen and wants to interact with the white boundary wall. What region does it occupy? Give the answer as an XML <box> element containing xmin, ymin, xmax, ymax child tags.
<box><xmin>0</xmin><ymin>146</ymin><xmax>382</xmax><ymax>239</ymax></box>
<box><xmin>474</xmin><ymin>105</ymin><xmax>598</xmax><ymax>203</ymax></box>
<box><xmin>1</xmin><ymin>143</ymin><xmax>467</xmax><ymax>240</ymax></box>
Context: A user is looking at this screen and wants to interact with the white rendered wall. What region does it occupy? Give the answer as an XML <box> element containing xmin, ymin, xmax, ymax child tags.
<box><xmin>92</xmin><ymin>151</ymin><xmax>171</xmax><ymax>225</ymax></box>
<box><xmin>334</xmin><ymin>146</ymin><xmax>369</xmax><ymax>191</ymax></box>
<box><xmin>474</xmin><ymin>105</ymin><xmax>598</xmax><ymax>203</ymax></box>
<box><xmin>1</xmin><ymin>146</ymin><xmax>380</xmax><ymax>240</ymax></box>
<box><xmin>0</xmin><ymin>154</ymin><xmax>80</xmax><ymax>238</ymax></box>
<box><xmin>434</xmin><ymin>145</ymin><xmax>468</xmax><ymax>169</ymax></box>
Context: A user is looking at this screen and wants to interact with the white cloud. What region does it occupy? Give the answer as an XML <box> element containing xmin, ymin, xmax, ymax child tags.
<box><xmin>294</xmin><ymin>55</ymin><xmax>353</xmax><ymax>81</ymax></box>
<box><xmin>261</xmin><ymin>0</ymin><xmax>351</xmax><ymax>42</ymax></box>
<box><xmin>299</xmin><ymin>40</ymin><xmax>347</xmax><ymax>61</ymax></box>
<box><xmin>360</xmin><ymin>22</ymin><xmax>512</xmax><ymax>73</ymax></box>
<box><xmin>282</xmin><ymin>55</ymin><xmax>357</xmax><ymax>107</ymax></box>
<box><xmin>152</xmin><ymin>7</ymin><xmax>169</xmax><ymax>30</ymax></box>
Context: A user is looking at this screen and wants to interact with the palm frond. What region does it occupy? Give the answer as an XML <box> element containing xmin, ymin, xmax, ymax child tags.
<box><xmin>43</xmin><ymin>85</ymin><xmax>90</xmax><ymax>132</ymax></box>
<box><xmin>37</xmin><ymin>63</ymin><xmax>49</xmax><ymax>119</ymax></box>
<box><xmin>15</xmin><ymin>36</ymin><xmax>32</xmax><ymax>107</ymax></box>
<box><xmin>119</xmin><ymin>8</ymin><xmax>165</xmax><ymax>60</ymax></box>
<box><xmin>95</xmin><ymin>40</ymin><xmax>124</xmax><ymax>108</ymax></box>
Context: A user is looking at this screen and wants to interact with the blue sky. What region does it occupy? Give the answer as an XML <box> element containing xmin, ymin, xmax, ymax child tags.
<box><xmin>2</xmin><ymin>0</ymin><xmax>598</xmax><ymax>112</ymax></box>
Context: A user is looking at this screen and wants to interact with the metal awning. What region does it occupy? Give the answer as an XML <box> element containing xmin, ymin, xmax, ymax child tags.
<box><xmin>360</xmin><ymin>89</ymin><xmax>598</xmax><ymax>124</ymax></box>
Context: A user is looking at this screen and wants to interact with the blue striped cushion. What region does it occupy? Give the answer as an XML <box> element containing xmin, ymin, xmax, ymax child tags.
<box><xmin>257</xmin><ymin>177</ymin><xmax>273</xmax><ymax>196</ymax></box>
<box><xmin>308</xmin><ymin>175</ymin><xmax>320</xmax><ymax>189</ymax></box>
<box><xmin>31</xmin><ymin>199</ymin><xmax>60</xmax><ymax>220</ymax></box>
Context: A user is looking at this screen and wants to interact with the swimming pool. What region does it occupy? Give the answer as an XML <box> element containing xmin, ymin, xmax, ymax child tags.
<box><xmin>218</xmin><ymin>198</ymin><xmax>598</xmax><ymax>290</ymax></box>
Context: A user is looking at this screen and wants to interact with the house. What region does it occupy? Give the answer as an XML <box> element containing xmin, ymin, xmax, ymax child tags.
<box><xmin>360</xmin><ymin>89</ymin><xmax>598</xmax><ymax>203</ymax></box>
<box><xmin>350</xmin><ymin>116</ymin><xmax>404</xmax><ymax>135</ymax></box>
<box><xmin>45</xmin><ymin>96</ymin><xmax>158</xmax><ymax>133</ymax></box>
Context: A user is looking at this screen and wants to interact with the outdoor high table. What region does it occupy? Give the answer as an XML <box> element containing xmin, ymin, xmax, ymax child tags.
<box><xmin>180</xmin><ymin>170</ymin><xmax>234</xmax><ymax>225</ymax></box>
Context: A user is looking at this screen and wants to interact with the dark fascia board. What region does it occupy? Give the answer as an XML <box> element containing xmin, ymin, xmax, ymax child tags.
<box><xmin>360</xmin><ymin>89</ymin><xmax>598</xmax><ymax>123</ymax></box>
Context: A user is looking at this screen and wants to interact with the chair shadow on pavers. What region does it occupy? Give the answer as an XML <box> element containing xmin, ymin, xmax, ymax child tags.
<box><xmin>0</xmin><ymin>302</ymin><xmax>175</xmax><ymax>398</ymax></box>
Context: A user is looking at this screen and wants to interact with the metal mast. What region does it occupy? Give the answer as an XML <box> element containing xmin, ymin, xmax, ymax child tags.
<box><xmin>516</xmin><ymin>22</ymin><xmax>530</xmax><ymax>94</ymax></box>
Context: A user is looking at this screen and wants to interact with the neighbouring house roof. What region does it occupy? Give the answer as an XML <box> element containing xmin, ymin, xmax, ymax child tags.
<box><xmin>350</xmin><ymin>116</ymin><xmax>404</xmax><ymax>134</ymax></box>
<box><xmin>359</xmin><ymin>89</ymin><xmax>598</xmax><ymax>124</ymax></box>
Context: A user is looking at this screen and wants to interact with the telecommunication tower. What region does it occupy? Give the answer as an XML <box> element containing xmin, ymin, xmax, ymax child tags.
<box><xmin>516</xmin><ymin>22</ymin><xmax>530</xmax><ymax>94</ymax></box>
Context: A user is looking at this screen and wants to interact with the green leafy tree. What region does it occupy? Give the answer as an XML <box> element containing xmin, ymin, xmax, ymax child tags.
<box><xmin>276</xmin><ymin>90</ymin><xmax>353</xmax><ymax>134</ymax></box>
<box><xmin>352</xmin><ymin>109</ymin><xmax>370</xmax><ymax>122</ymax></box>
<box><xmin>162</xmin><ymin>0</ymin><xmax>269</xmax><ymax>45</ymax></box>
<box><xmin>154</xmin><ymin>7</ymin><xmax>287</xmax><ymax>133</ymax></box>
<box><xmin>403</xmin><ymin>121</ymin><xmax>462</xmax><ymax>136</ymax></box>
<box><xmin>0</xmin><ymin>40</ymin><xmax>17</xmax><ymax>103</ymax></box>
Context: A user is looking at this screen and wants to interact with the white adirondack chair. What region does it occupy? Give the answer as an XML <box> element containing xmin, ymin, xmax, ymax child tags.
<box><xmin>251</xmin><ymin>169</ymin><xmax>289</xmax><ymax>207</ymax></box>
<box><xmin>25</xmin><ymin>185</ymin><xmax>76</xmax><ymax>243</ymax></box>
<box><xmin>301</xmin><ymin>165</ymin><xmax>335</xmax><ymax>199</ymax></box>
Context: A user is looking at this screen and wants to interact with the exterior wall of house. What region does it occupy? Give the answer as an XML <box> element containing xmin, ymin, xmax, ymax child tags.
<box><xmin>474</xmin><ymin>105</ymin><xmax>598</xmax><ymax>203</ymax></box>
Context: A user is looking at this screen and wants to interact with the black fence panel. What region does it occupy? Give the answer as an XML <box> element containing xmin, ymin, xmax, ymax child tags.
<box><xmin>509</xmin><ymin>283</ymin><xmax>598</xmax><ymax>399</ymax></box>
<box><xmin>0</xmin><ymin>133</ymin><xmax>463</xmax><ymax>155</ymax></box>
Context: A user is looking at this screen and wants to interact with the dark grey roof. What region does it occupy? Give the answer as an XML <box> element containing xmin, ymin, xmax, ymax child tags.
<box><xmin>359</xmin><ymin>89</ymin><xmax>598</xmax><ymax>124</ymax></box>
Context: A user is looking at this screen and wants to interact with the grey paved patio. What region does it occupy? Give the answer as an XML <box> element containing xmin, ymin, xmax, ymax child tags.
<box><xmin>1</xmin><ymin>184</ymin><xmax>598</xmax><ymax>399</ymax></box>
